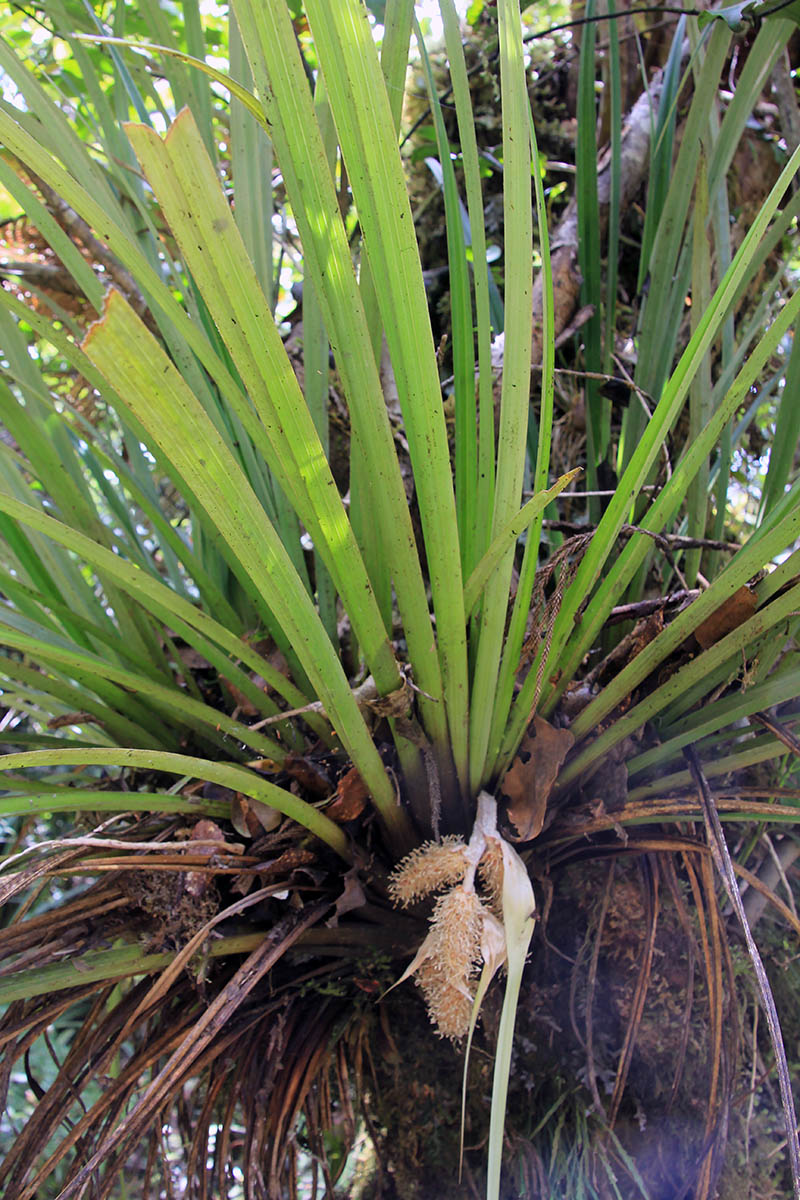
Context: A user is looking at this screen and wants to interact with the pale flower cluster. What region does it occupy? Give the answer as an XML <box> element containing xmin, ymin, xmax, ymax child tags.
<box><xmin>388</xmin><ymin>795</ymin><xmax>526</xmax><ymax>1040</ymax></box>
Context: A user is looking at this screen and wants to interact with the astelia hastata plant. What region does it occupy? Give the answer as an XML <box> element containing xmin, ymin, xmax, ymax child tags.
<box><xmin>1</xmin><ymin>0</ymin><xmax>800</xmax><ymax>1195</ymax></box>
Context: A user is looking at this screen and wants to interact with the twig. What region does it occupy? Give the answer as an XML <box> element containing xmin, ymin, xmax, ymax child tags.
<box><xmin>604</xmin><ymin>588</ymin><xmax>699</xmax><ymax>626</ymax></box>
<box><xmin>541</xmin><ymin>521</ymin><xmax>739</xmax><ymax>555</ymax></box>
<box><xmin>523</xmin><ymin>6</ymin><xmax>702</xmax><ymax>41</ymax></box>
<box><xmin>0</xmin><ymin>836</ymin><xmax>244</xmax><ymax>872</ymax></box>
<box><xmin>523</xmin><ymin>1</ymin><xmax>800</xmax><ymax>40</ymax></box>
<box><xmin>533</xmin><ymin>486</ymin><xmax>661</xmax><ymax>497</ymax></box>
<box><xmin>531</xmin><ymin>362</ymin><xmax>656</xmax><ymax>411</ymax></box>
<box><xmin>751</xmin><ymin>711</ymin><xmax>800</xmax><ymax>759</ymax></box>
<box><xmin>683</xmin><ymin>746</ymin><xmax>800</xmax><ymax>1200</ymax></box>
<box><xmin>250</xmin><ymin>699</ymin><xmax>326</xmax><ymax>729</ymax></box>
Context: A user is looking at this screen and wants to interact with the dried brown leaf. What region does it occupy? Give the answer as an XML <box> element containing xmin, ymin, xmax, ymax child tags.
<box><xmin>256</xmin><ymin>846</ymin><xmax>316</xmax><ymax>879</ymax></box>
<box><xmin>242</xmin><ymin>795</ymin><xmax>281</xmax><ymax>835</ymax></box>
<box><xmin>326</xmin><ymin>767</ymin><xmax>368</xmax><ymax>823</ymax></box>
<box><xmin>245</xmin><ymin>757</ymin><xmax>282</xmax><ymax>773</ymax></box>
<box><xmin>46</xmin><ymin>711</ymin><xmax>101</xmax><ymax>730</ymax></box>
<box><xmin>230</xmin><ymin>794</ymin><xmax>267</xmax><ymax>839</ymax></box>
<box><xmin>327</xmin><ymin>869</ymin><xmax>367</xmax><ymax>926</ymax></box>
<box><xmin>283</xmin><ymin>754</ymin><xmax>332</xmax><ymax>796</ymax></box>
<box><xmin>499</xmin><ymin>715</ymin><xmax>574</xmax><ymax>842</ymax></box>
<box><xmin>695</xmin><ymin>586</ymin><xmax>757</xmax><ymax>649</ymax></box>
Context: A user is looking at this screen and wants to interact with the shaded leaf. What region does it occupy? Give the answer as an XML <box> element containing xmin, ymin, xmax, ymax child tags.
<box><xmin>219</xmin><ymin>675</ymin><xmax>261</xmax><ymax>715</ymax></box>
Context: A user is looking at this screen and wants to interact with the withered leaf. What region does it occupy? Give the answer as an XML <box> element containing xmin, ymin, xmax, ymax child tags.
<box><xmin>230</xmin><ymin>794</ymin><xmax>267</xmax><ymax>839</ymax></box>
<box><xmin>257</xmin><ymin>846</ymin><xmax>316</xmax><ymax>879</ymax></box>
<box><xmin>283</xmin><ymin>754</ymin><xmax>332</xmax><ymax>796</ymax></box>
<box><xmin>172</xmin><ymin>644</ymin><xmax>211</xmax><ymax>670</ymax></box>
<box><xmin>326</xmin><ymin>766</ymin><xmax>368</xmax><ymax>822</ymax></box>
<box><xmin>499</xmin><ymin>715</ymin><xmax>574</xmax><ymax>842</ymax></box>
<box><xmin>327</xmin><ymin>869</ymin><xmax>367</xmax><ymax>927</ymax></box>
<box><xmin>190</xmin><ymin>818</ymin><xmax>225</xmax><ymax>842</ymax></box>
<box><xmin>695</xmin><ymin>586</ymin><xmax>757</xmax><ymax>649</ymax></box>
<box><xmin>238</xmin><ymin>795</ymin><xmax>281</xmax><ymax>835</ymax></box>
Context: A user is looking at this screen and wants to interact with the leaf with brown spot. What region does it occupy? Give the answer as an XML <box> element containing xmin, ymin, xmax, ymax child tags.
<box><xmin>245</xmin><ymin>757</ymin><xmax>281</xmax><ymax>773</ymax></box>
<box><xmin>695</xmin><ymin>586</ymin><xmax>757</xmax><ymax>649</ymax></box>
<box><xmin>326</xmin><ymin>767</ymin><xmax>368</xmax><ymax>822</ymax></box>
<box><xmin>499</xmin><ymin>716</ymin><xmax>574</xmax><ymax>841</ymax></box>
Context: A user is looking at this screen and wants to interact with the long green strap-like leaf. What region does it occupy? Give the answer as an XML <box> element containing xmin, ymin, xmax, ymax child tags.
<box><xmin>82</xmin><ymin>292</ymin><xmax>410</xmax><ymax>849</ymax></box>
<box><xmin>576</xmin><ymin>0</ymin><xmax>604</xmax><ymax>484</ymax></box>
<box><xmin>517</xmin><ymin>136</ymin><xmax>800</xmax><ymax>740</ymax></box>
<box><xmin>463</xmin><ymin>471</ymin><xmax>579</xmax><ymax>616</ymax></box>
<box><xmin>0</xmin><ymin>102</ymin><xmax>302</xmax><ymax>496</ymax></box>
<box><xmin>0</xmin><ymin>624</ymin><xmax>284</xmax><ymax>760</ymax></box>
<box><xmin>0</xmin><ymin>314</ymin><xmax>166</xmax><ymax>670</ymax></box>
<box><xmin>654</xmin><ymin>546</ymin><xmax>800</xmax><ymax>726</ymax></box>
<box><xmin>532</xmin><ymin>261</ymin><xmax>800</xmax><ymax>727</ymax></box>
<box><xmin>631</xmin><ymin>22</ymin><xmax>730</xmax><ymax>427</ymax></box>
<box><xmin>0</xmin><ymin>790</ymin><xmax>231</xmax><ymax>819</ymax></box>
<box><xmin>438</xmin><ymin>0</ymin><xmax>496</xmax><ymax>556</ymax></box>
<box><xmin>559</xmin><ymin>566</ymin><xmax>800</xmax><ymax>786</ymax></box>
<box><xmin>761</xmin><ymin>326</ymin><xmax>800</xmax><ymax>518</ymax></box>
<box><xmin>628</xmin><ymin>734</ymin><xmax>796</xmax><ymax>809</ymax></box>
<box><xmin>468</xmin><ymin>0</ymin><xmax>533</xmax><ymax>795</ymax></box>
<box><xmin>0</xmin><ymin>156</ymin><xmax>104</xmax><ymax>312</ymax></box>
<box><xmin>628</xmin><ymin>665</ymin><xmax>800</xmax><ymax>779</ymax></box>
<box><xmin>483</xmin><ymin>106</ymin><xmax>557</xmax><ymax>782</ymax></box>
<box><xmin>686</xmin><ymin>153</ymin><xmax>712</xmax><ymax>587</ymax></box>
<box><xmin>126</xmin><ymin>110</ymin><xmax>400</xmax><ymax>699</ymax></box>
<box><xmin>415</xmin><ymin>17</ymin><xmax>476</xmax><ymax>573</ymax></box>
<box><xmin>0</xmin><ymin>488</ymin><xmax>316</xmax><ymax>722</ymax></box>
<box><xmin>0</xmin><ymin>748</ymin><xmax>353</xmax><ymax>861</ymax></box>
<box><xmin>229</xmin><ymin>12</ymin><xmax>274</xmax><ymax>302</ymax></box>
<box><xmin>301</xmin><ymin>0</ymin><xmax>470</xmax><ymax>792</ymax></box>
<box><xmin>0</xmin><ymin>286</ymin><xmax>241</xmax><ymax>632</ymax></box>
<box><xmin>0</xmin><ymin>35</ymin><xmax>133</xmax><ymax>235</ymax></box>
<box><xmin>0</xmin><ymin>652</ymin><xmax>158</xmax><ymax>750</ymax></box>
<box><xmin>637</xmin><ymin>16</ymin><xmax>685</xmax><ymax>291</ymax></box>
<box><xmin>229</xmin><ymin>0</ymin><xmax>448</xmax><ymax>758</ymax></box>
